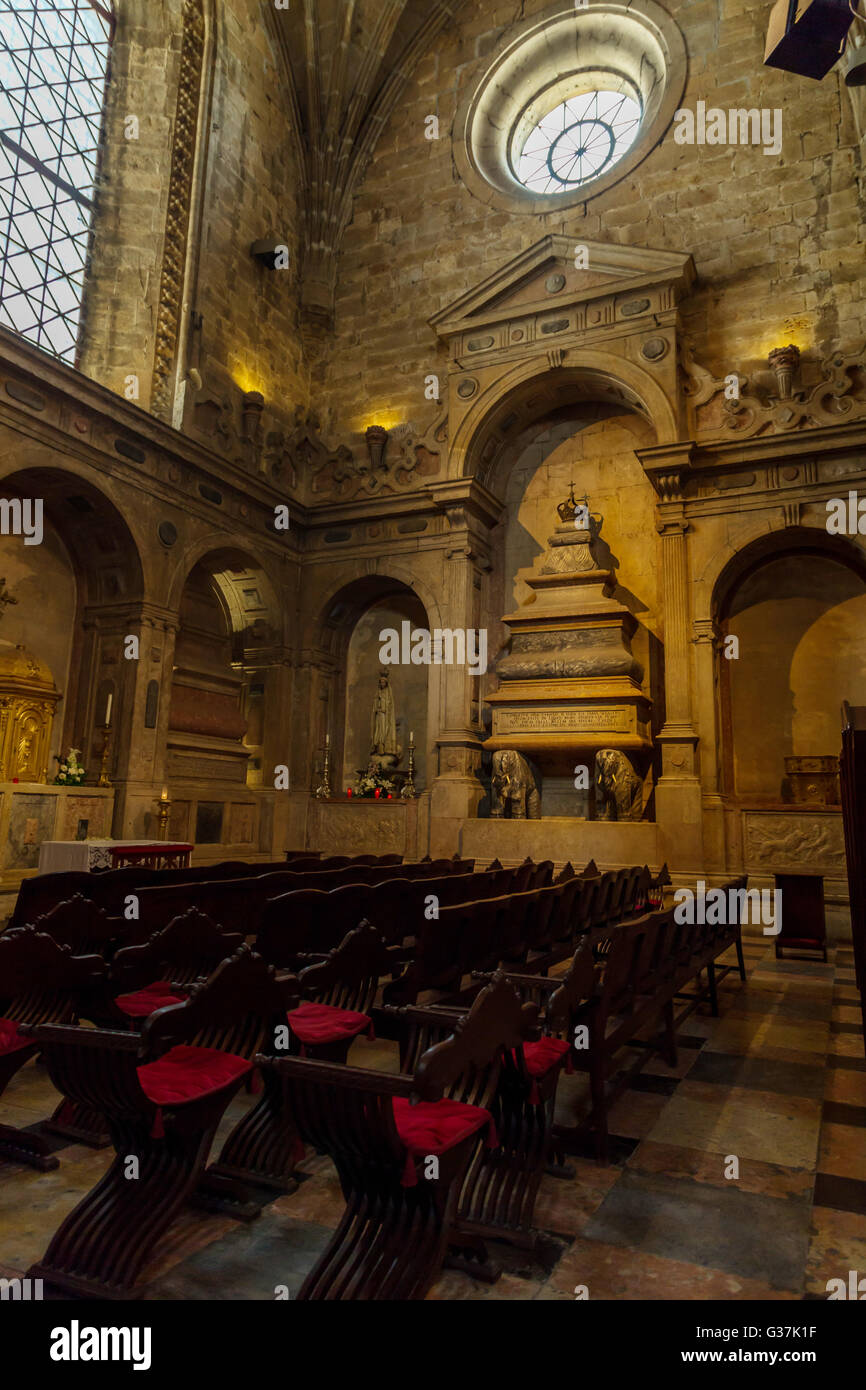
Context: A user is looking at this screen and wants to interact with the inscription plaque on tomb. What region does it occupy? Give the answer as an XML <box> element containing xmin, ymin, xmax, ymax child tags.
<box><xmin>494</xmin><ymin>706</ymin><xmax>631</xmax><ymax>735</ymax></box>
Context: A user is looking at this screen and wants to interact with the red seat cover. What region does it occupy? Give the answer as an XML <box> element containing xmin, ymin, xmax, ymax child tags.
<box><xmin>287</xmin><ymin>1001</ymin><xmax>373</xmax><ymax>1046</ymax></box>
<box><xmin>115</xmin><ymin>982</ymin><xmax>186</xmax><ymax>1018</ymax></box>
<box><xmin>137</xmin><ymin>1044</ymin><xmax>251</xmax><ymax>1106</ymax></box>
<box><xmin>521</xmin><ymin>1037</ymin><xmax>571</xmax><ymax>1077</ymax></box>
<box><xmin>0</xmin><ymin>1018</ymin><xmax>31</xmax><ymax>1056</ymax></box>
<box><xmin>392</xmin><ymin>1096</ymin><xmax>496</xmax><ymax>1186</ymax></box>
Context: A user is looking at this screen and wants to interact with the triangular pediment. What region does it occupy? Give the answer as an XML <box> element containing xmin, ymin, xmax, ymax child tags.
<box><xmin>430</xmin><ymin>235</ymin><xmax>696</xmax><ymax>339</ymax></box>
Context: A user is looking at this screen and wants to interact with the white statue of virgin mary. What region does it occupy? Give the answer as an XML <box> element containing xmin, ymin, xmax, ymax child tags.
<box><xmin>370</xmin><ymin>670</ymin><xmax>398</xmax><ymax>758</ymax></box>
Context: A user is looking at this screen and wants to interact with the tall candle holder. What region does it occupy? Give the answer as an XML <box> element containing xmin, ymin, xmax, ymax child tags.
<box><xmin>156</xmin><ymin>786</ymin><xmax>172</xmax><ymax>841</ymax></box>
<box><xmin>97</xmin><ymin>726</ymin><xmax>112</xmax><ymax>787</ymax></box>
<box><xmin>401</xmin><ymin>739</ymin><xmax>417</xmax><ymax>800</ymax></box>
<box><xmin>315</xmin><ymin>736</ymin><xmax>332</xmax><ymax>800</ymax></box>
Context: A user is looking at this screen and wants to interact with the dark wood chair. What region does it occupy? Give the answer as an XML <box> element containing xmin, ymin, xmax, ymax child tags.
<box><xmin>26</xmin><ymin>946</ymin><xmax>293</xmax><ymax>1299</ymax></box>
<box><xmin>0</xmin><ymin>930</ymin><xmax>106</xmax><ymax>1170</ymax></box>
<box><xmin>206</xmin><ymin>923</ymin><xmax>390</xmax><ymax>1206</ymax></box>
<box><xmin>262</xmin><ymin>971</ymin><xmax>536</xmax><ymax>1299</ymax></box>
<box><xmin>390</xmin><ymin>985</ymin><xmax>566</xmax><ymax>1280</ymax></box>
<box><xmin>106</xmin><ymin>909</ymin><xmax>244</xmax><ymax>1027</ymax></box>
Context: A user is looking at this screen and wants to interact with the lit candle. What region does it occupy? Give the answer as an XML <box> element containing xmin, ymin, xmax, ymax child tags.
<box><xmin>347</xmin><ymin>787</ymin><xmax>352</xmax><ymax>798</ymax></box>
<box><xmin>374</xmin><ymin>787</ymin><xmax>380</xmax><ymax>799</ymax></box>
<box><xmin>160</xmin><ymin>786</ymin><xmax>169</xmax><ymax>803</ymax></box>
<box><xmin>105</xmin><ymin>692</ymin><xmax>113</xmax><ymax>727</ymax></box>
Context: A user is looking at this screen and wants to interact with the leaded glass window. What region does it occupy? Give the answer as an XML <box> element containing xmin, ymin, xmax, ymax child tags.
<box><xmin>0</xmin><ymin>1</ymin><xmax>113</xmax><ymax>363</ymax></box>
<box><xmin>516</xmin><ymin>91</ymin><xmax>642</xmax><ymax>196</ymax></box>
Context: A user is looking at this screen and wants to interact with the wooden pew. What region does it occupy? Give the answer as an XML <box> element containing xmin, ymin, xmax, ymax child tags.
<box><xmin>105</xmin><ymin>909</ymin><xmax>245</xmax><ymax>1027</ymax></box>
<box><xmin>389</xmin><ymin>991</ymin><xmax>572</xmax><ymax>1279</ymax></box>
<box><xmin>205</xmin><ymin>923</ymin><xmax>391</xmax><ymax>1207</ymax></box>
<box><xmin>0</xmin><ymin>930</ymin><xmax>105</xmax><ymax>1170</ymax></box>
<box><xmin>260</xmin><ymin>971</ymin><xmax>537</xmax><ymax>1300</ymax></box>
<box><xmin>26</xmin><ymin>946</ymin><xmax>295</xmax><ymax>1299</ymax></box>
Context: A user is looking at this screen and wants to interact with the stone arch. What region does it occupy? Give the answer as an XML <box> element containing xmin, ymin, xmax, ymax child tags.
<box><xmin>166</xmin><ymin>537</ymin><xmax>284</xmax><ymax>646</ymax></box>
<box><xmin>696</xmin><ymin>517</ymin><xmax>866</xmax><ymax>626</ymax></box>
<box><xmin>309</xmin><ymin>570</ymin><xmax>445</xmax><ymax>796</ymax></box>
<box><xmin>451</xmin><ymin>353</ymin><xmax>672</xmax><ymax>484</ymax></box>
<box><xmin>708</xmin><ymin>524</ymin><xmax>866</xmax><ymax>804</ymax></box>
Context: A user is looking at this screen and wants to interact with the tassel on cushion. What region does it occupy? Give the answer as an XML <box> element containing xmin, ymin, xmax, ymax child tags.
<box><xmin>150</xmin><ymin>1108</ymin><xmax>165</xmax><ymax>1139</ymax></box>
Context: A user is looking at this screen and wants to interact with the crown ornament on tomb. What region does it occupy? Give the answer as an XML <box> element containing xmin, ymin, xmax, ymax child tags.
<box><xmin>557</xmin><ymin>482</ymin><xmax>598</xmax><ymax>529</ymax></box>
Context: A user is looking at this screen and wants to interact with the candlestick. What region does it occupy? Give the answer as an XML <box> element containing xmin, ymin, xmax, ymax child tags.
<box><xmin>97</xmin><ymin>726</ymin><xmax>112</xmax><ymax>787</ymax></box>
<box><xmin>315</xmin><ymin>738</ymin><xmax>332</xmax><ymax>800</ymax></box>
<box><xmin>155</xmin><ymin>786</ymin><xmax>172</xmax><ymax>841</ymax></box>
<box><xmin>401</xmin><ymin>738</ymin><xmax>417</xmax><ymax>800</ymax></box>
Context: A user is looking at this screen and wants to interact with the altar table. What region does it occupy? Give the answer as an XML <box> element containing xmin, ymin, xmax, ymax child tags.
<box><xmin>37</xmin><ymin>841</ymin><xmax>193</xmax><ymax>874</ymax></box>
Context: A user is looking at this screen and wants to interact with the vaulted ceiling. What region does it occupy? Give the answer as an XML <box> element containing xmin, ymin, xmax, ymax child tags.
<box><xmin>266</xmin><ymin>0</ymin><xmax>460</xmax><ymax>329</ymax></box>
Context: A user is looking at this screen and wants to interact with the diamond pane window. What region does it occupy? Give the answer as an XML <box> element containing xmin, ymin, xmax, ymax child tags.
<box><xmin>516</xmin><ymin>91</ymin><xmax>642</xmax><ymax>196</ymax></box>
<box><xmin>0</xmin><ymin>1</ymin><xmax>113</xmax><ymax>363</ymax></box>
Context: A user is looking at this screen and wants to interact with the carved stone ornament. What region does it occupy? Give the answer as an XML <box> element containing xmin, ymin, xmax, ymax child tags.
<box><xmin>744</xmin><ymin>812</ymin><xmax>845</xmax><ymax>869</ymax></box>
<box><xmin>311</xmin><ymin>414</ymin><xmax>444</xmax><ymax>499</ymax></box>
<box><xmin>151</xmin><ymin>0</ymin><xmax>206</xmax><ymax>421</ymax></box>
<box><xmin>682</xmin><ymin>339</ymin><xmax>866</xmax><ymax>439</ymax></box>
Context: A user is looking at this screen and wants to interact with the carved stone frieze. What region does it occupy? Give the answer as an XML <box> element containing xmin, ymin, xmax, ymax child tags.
<box><xmin>683</xmin><ymin>340</ymin><xmax>866</xmax><ymax>440</ymax></box>
<box><xmin>311</xmin><ymin>414</ymin><xmax>444</xmax><ymax>499</ymax></box>
<box><xmin>743</xmin><ymin>811</ymin><xmax>845</xmax><ymax>869</ymax></box>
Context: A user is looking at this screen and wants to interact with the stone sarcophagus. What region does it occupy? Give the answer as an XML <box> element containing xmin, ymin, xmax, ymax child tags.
<box><xmin>484</xmin><ymin>492</ymin><xmax>652</xmax><ymax>770</ymax></box>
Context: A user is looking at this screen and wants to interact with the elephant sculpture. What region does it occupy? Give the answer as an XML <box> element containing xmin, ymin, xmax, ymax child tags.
<box><xmin>490</xmin><ymin>749</ymin><xmax>541</xmax><ymax>820</ymax></box>
<box><xmin>595</xmin><ymin>748</ymin><xmax>643</xmax><ymax>822</ymax></box>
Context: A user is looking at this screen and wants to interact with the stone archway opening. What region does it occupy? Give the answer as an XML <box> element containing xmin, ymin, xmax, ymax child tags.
<box><xmin>713</xmin><ymin>528</ymin><xmax>866</xmax><ymax>805</ymax></box>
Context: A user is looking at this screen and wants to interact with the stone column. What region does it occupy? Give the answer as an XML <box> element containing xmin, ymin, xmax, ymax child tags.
<box><xmin>427</xmin><ymin>481</ymin><xmax>500</xmax><ymax>856</ymax></box>
<box><xmin>81</xmin><ymin>601</ymin><xmax>180</xmax><ymax>838</ymax></box>
<box><xmin>636</xmin><ymin>444</ymin><xmax>703</xmax><ymax>875</ymax></box>
<box><xmin>692</xmin><ymin>616</ymin><xmax>726</xmax><ymax>872</ymax></box>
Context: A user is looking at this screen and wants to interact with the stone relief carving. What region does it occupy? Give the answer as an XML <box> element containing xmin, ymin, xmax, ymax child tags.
<box><xmin>744</xmin><ymin>813</ymin><xmax>846</xmax><ymax>868</ymax></box>
<box><xmin>152</xmin><ymin>0</ymin><xmax>206</xmax><ymax>421</ymax></box>
<box><xmin>682</xmin><ymin>339</ymin><xmax>866</xmax><ymax>441</ymax></box>
<box><xmin>311</xmin><ymin>414</ymin><xmax>444</xmax><ymax>499</ymax></box>
<box><xmin>313</xmin><ymin>806</ymin><xmax>404</xmax><ymax>856</ymax></box>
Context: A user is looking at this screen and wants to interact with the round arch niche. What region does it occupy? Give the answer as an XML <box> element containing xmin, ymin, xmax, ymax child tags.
<box><xmin>170</xmin><ymin>548</ymin><xmax>282</xmax><ymax>806</ymax></box>
<box><xmin>714</xmin><ymin>530</ymin><xmax>866</xmax><ymax>803</ymax></box>
<box><xmin>0</xmin><ymin>466</ymin><xmax>144</xmax><ymax>770</ymax></box>
<box><xmin>317</xmin><ymin>577</ymin><xmax>433</xmax><ymax>795</ymax></box>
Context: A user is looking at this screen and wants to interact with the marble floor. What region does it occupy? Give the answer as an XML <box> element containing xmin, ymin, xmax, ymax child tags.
<box><xmin>0</xmin><ymin>935</ymin><xmax>863</xmax><ymax>1301</ymax></box>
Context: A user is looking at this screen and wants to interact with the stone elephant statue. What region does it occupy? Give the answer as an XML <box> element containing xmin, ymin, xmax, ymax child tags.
<box><xmin>595</xmin><ymin>748</ymin><xmax>643</xmax><ymax>821</ymax></box>
<box><xmin>490</xmin><ymin>749</ymin><xmax>541</xmax><ymax>820</ymax></box>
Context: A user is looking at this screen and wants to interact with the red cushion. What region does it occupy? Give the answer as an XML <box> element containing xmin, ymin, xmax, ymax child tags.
<box><xmin>115</xmin><ymin>982</ymin><xmax>186</xmax><ymax>1018</ymax></box>
<box><xmin>137</xmin><ymin>1045</ymin><xmax>251</xmax><ymax>1106</ymax></box>
<box><xmin>392</xmin><ymin>1096</ymin><xmax>495</xmax><ymax>1157</ymax></box>
<box><xmin>0</xmin><ymin>1018</ymin><xmax>31</xmax><ymax>1056</ymax></box>
<box><xmin>287</xmin><ymin>1001</ymin><xmax>372</xmax><ymax>1045</ymax></box>
<box><xmin>522</xmin><ymin>1037</ymin><xmax>571</xmax><ymax>1078</ymax></box>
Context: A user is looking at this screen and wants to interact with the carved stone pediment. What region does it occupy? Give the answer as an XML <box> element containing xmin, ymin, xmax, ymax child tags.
<box><xmin>430</xmin><ymin>235</ymin><xmax>696</xmax><ymax>363</ymax></box>
<box><xmin>432</xmin><ymin>236</ymin><xmax>696</xmax><ymax>477</ymax></box>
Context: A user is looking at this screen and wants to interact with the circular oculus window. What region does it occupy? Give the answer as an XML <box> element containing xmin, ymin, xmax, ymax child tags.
<box><xmin>453</xmin><ymin>2</ymin><xmax>688</xmax><ymax>214</ymax></box>
<box><xmin>514</xmin><ymin>89</ymin><xmax>643</xmax><ymax>194</ymax></box>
